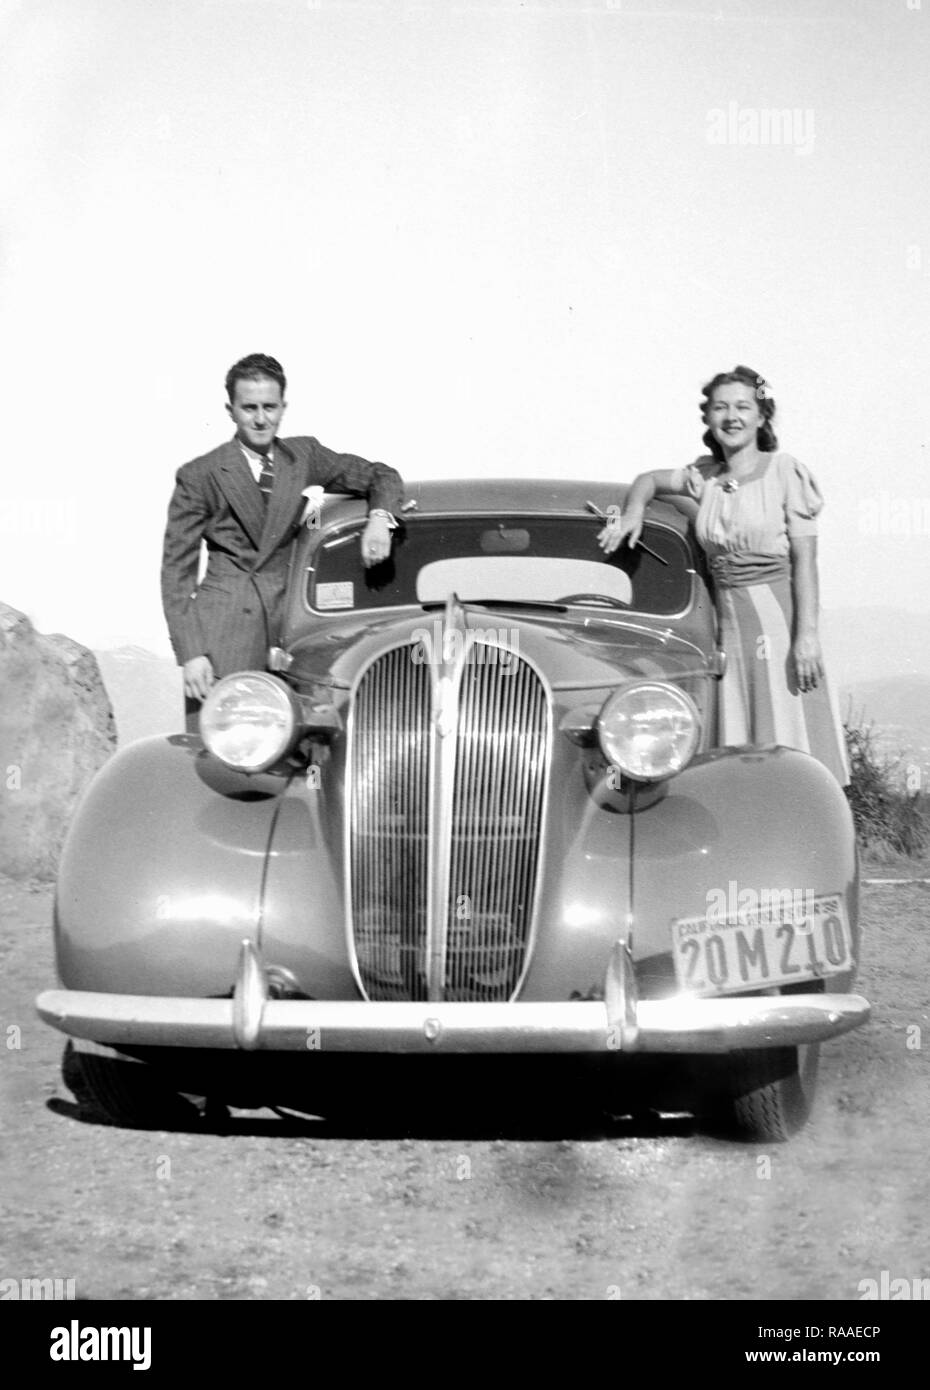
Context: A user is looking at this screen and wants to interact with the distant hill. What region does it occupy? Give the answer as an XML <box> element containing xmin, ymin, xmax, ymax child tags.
<box><xmin>94</xmin><ymin>648</ymin><xmax>182</xmax><ymax>746</ymax></box>
<box><xmin>822</xmin><ymin>608</ymin><xmax>930</xmax><ymax>771</ymax></box>
<box><xmin>839</xmin><ymin>675</ymin><xmax>930</xmax><ymax>771</ymax></box>
<box><xmin>821</xmin><ymin>608</ymin><xmax>930</xmax><ymax>687</ymax></box>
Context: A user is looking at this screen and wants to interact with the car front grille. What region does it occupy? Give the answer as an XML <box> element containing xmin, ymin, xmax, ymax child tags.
<box><xmin>348</xmin><ymin>642</ymin><xmax>550</xmax><ymax>1002</ymax></box>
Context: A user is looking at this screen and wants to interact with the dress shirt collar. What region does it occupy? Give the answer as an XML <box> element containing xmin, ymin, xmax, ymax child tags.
<box><xmin>237</xmin><ymin>438</ymin><xmax>275</xmax><ymax>484</ymax></box>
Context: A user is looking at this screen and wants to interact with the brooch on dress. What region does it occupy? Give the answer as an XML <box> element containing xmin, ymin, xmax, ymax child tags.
<box><xmin>720</xmin><ymin>476</ymin><xmax>740</xmax><ymax>493</ymax></box>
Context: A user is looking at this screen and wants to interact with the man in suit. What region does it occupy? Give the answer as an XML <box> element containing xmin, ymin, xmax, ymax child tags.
<box><xmin>161</xmin><ymin>353</ymin><xmax>404</xmax><ymax>727</ymax></box>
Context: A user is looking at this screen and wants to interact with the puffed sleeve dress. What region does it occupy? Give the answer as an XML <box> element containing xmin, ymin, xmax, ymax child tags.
<box><xmin>668</xmin><ymin>451</ymin><xmax>849</xmax><ymax>785</ymax></box>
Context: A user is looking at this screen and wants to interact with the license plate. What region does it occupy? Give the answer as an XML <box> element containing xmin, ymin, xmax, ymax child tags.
<box><xmin>671</xmin><ymin>893</ymin><xmax>852</xmax><ymax>997</ymax></box>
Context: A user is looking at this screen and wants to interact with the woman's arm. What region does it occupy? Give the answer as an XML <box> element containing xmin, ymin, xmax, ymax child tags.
<box><xmin>598</xmin><ymin>468</ymin><xmax>691</xmax><ymax>553</ymax></box>
<box><xmin>789</xmin><ymin>535</ymin><xmax>825</xmax><ymax>691</ymax></box>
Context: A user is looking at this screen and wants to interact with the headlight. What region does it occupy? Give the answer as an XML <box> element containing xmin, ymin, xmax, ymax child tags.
<box><xmin>200</xmin><ymin>673</ymin><xmax>299</xmax><ymax>772</ymax></box>
<box><xmin>597</xmin><ymin>681</ymin><xmax>700</xmax><ymax>782</ymax></box>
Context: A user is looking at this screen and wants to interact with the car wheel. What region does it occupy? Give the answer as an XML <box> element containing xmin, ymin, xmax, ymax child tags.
<box><xmin>62</xmin><ymin>1038</ymin><xmax>202</xmax><ymax>1130</ymax></box>
<box><xmin>717</xmin><ymin>1044</ymin><xmax>820</xmax><ymax>1143</ymax></box>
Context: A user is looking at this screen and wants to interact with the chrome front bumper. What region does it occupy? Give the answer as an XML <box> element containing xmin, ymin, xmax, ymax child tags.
<box><xmin>37</xmin><ymin>940</ymin><xmax>870</xmax><ymax>1055</ymax></box>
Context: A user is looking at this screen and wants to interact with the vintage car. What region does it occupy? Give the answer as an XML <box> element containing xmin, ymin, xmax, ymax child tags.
<box><xmin>38</xmin><ymin>480</ymin><xmax>869</xmax><ymax>1140</ymax></box>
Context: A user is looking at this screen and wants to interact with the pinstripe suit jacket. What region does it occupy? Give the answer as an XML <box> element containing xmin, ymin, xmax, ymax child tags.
<box><xmin>161</xmin><ymin>435</ymin><xmax>403</xmax><ymax>676</ymax></box>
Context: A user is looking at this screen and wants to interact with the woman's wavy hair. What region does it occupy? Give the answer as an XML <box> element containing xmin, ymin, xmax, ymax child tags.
<box><xmin>700</xmin><ymin>364</ymin><xmax>778</xmax><ymax>461</ymax></box>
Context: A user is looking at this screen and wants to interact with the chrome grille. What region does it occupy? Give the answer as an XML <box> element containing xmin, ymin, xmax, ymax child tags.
<box><xmin>446</xmin><ymin>655</ymin><xmax>548</xmax><ymax>1000</ymax></box>
<box><xmin>349</xmin><ymin>647</ymin><xmax>431</xmax><ymax>1000</ymax></box>
<box><xmin>348</xmin><ymin>642</ymin><xmax>549</xmax><ymax>1002</ymax></box>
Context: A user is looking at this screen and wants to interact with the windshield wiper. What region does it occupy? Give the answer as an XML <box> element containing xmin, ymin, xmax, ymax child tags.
<box><xmin>419</xmin><ymin>598</ymin><xmax>568</xmax><ymax>612</ymax></box>
<box><xmin>583</xmin><ymin>500</ymin><xmax>670</xmax><ymax>566</ymax></box>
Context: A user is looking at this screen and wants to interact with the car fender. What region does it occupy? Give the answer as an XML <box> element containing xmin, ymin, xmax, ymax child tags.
<box><xmin>55</xmin><ymin>735</ymin><xmax>347</xmax><ymax>997</ymax></box>
<box><xmin>629</xmin><ymin>745</ymin><xmax>859</xmax><ymax>997</ymax></box>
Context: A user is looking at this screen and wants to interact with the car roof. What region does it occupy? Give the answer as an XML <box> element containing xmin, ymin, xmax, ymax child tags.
<box><xmin>321</xmin><ymin>478</ymin><xmax>696</xmax><ymax>536</ymax></box>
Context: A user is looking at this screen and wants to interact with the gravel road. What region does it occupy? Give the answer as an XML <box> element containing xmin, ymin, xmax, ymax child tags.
<box><xmin>1</xmin><ymin>866</ymin><xmax>928</xmax><ymax>1301</ymax></box>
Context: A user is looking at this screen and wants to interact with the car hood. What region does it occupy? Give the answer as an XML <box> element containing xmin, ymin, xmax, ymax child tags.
<box><xmin>286</xmin><ymin>605</ymin><xmax>712</xmax><ymax>694</ymax></box>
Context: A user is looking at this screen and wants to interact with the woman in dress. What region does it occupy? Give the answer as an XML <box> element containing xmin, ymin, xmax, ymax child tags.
<box><xmin>598</xmin><ymin>364</ymin><xmax>848</xmax><ymax>784</ymax></box>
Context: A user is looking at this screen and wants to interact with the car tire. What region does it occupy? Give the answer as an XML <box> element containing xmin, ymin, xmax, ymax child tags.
<box><xmin>62</xmin><ymin>1039</ymin><xmax>202</xmax><ymax>1130</ymax></box>
<box><xmin>717</xmin><ymin>1044</ymin><xmax>820</xmax><ymax>1143</ymax></box>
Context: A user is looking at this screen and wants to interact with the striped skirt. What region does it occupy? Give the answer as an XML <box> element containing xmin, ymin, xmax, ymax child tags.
<box><xmin>715</xmin><ymin>576</ymin><xmax>849</xmax><ymax>786</ymax></box>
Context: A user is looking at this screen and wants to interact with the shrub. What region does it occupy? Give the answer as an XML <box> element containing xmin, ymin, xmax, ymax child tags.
<box><xmin>843</xmin><ymin>712</ymin><xmax>929</xmax><ymax>860</ymax></box>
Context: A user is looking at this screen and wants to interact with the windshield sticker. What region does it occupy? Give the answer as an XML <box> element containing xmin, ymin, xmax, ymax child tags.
<box><xmin>316</xmin><ymin>582</ymin><xmax>355</xmax><ymax>610</ymax></box>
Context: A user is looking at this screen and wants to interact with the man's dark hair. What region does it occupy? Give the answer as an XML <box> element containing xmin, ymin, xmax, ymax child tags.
<box><xmin>225</xmin><ymin>353</ymin><xmax>287</xmax><ymax>402</ymax></box>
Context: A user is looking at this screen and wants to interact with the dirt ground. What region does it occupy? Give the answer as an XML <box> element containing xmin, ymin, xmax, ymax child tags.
<box><xmin>1</xmin><ymin>862</ymin><xmax>928</xmax><ymax>1301</ymax></box>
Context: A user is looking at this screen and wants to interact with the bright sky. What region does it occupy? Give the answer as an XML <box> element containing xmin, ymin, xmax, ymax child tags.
<box><xmin>1</xmin><ymin>0</ymin><xmax>927</xmax><ymax>655</ymax></box>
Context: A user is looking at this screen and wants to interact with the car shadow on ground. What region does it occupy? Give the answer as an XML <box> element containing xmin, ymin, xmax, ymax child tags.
<box><xmin>43</xmin><ymin>1084</ymin><xmax>695</xmax><ymax>1139</ymax></box>
<box><xmin>53</xmin><ymin>1043</ymin><xmax>743</xmax><ymax>1141</ymax></box>
<box><xmin>46</xmin><ymin>1093</ymin><xmax>699</xmax><ymax>1141</ymax></box>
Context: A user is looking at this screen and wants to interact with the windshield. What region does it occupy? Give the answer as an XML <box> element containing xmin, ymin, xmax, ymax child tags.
<box><xmin>308</xmin><ymin>515</ymin><xmax>692</xmax><ymax>616</ymax></box>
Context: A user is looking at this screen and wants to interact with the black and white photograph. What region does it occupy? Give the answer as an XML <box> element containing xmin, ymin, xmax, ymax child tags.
<box><xmin>1</xmin><ymin>0</ymin><xmax>928</xmax><ymax>1339</ymax></box>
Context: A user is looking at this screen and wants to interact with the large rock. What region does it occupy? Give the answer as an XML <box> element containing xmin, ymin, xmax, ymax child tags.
<box><xmin>0</xmin><ymin>603</ymin><xmax>117</xmax><ymax>881</ymax></box>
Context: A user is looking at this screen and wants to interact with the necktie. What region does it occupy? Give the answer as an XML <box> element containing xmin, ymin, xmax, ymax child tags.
<box><xmin>258</xmin><ymin>452</ymin><xmax>274</xmax><ymax>508</ymax></box>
